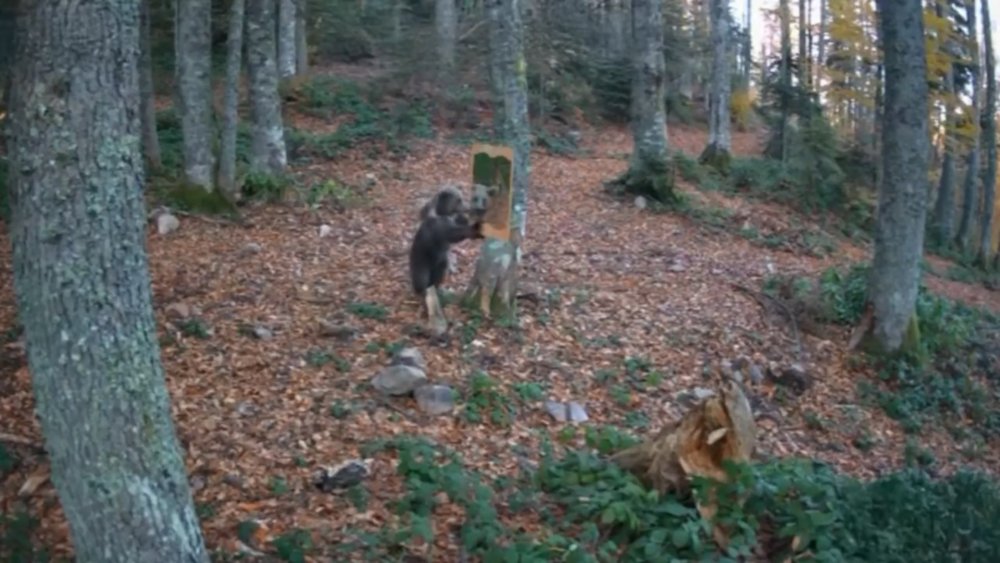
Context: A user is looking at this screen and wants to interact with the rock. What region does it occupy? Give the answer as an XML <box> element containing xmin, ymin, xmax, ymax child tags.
<box><xmin>156</xmin><ymin>212</ymin><xmax>180</xmax><ymax>236</ymax></box>
<box><xmin>372</xmin><ymin>364</ymin><xmax>427</xmax><ymax>396</ymax></box>
<box><xmin>544</xmin><ymin>400</ymin><xmax>589</xmax><ymax>423</ymax></box>
<box><xmin>313</xmin><ymin>459</ymin><xmax>371</xmax><ymax>492</ymax></box>
<box><xmin>164</xmin><ymin>302</ymin><xmax>192</xmax><ymax>320</ymax></box>
<box><xmin>668</xmin><ymin>259</ymin><xmax>687</xmax><ymax>273</ymax></box>
<box><xmin>252</xmin><ymin>326</ymin><xmax>273</xmax><ymax>340</ymax></box>
<box><xmin>413</xmin><ymin>384</ymin><xmax>456</xmax><ymax>415</ymax></box>
<box><xmin>319</xmin><ymin>224</ymin><xmax>333</xmax><ymax>238</ymax></box>
<box><xmin>747</xmin><ymin>362</ymin><xmax>765</xmax><ymax>385</ymax></box>
<box><xmin>634</xmin><ymin>195</ymin><xmax>648</xmax><ymax>210</ymax></box>
<box><xmin>317</xmin><ymin>319</ymin><xmax>358</xmax><ymax>340</ymax></box>
<box><xmin>240</xmin><ymin>242</ymin><xmax>263</xmax><ymax>255</ymax></box>
<box><xmin>391</xmin><ymin>347</ymin><xmax>426</xmax><ymax>372</ymax></box>
<box><xmin>222</xmin><ymin>473</ymin><xmax>246</xmax><ymax>489</ymax></box>
<box><xmin>235</xmin><ymin>401</ymin><xmax>256</xmax><ymax>417</ymax></box>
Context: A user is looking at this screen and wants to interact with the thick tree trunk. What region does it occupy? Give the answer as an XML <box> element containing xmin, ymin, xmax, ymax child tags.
<box><xmin>701</xmin><ymin>0</ymin><xmax>732</xmax><ymax>170</ymax></box>
<box><xmin>606</xmin><ymin>0</ymin><xmax>673</xmax><ymax>202</ymax></box>
<box><xmin>139</xmin><ymin>0</ymin><xmax>162</xmax><ymax>172</ymax></box>
<box><xmin>277</xmin><ymin>0</ymin><xmax>297</xmax><ymax>78</ymax></box>
<box><xmin>957</xmin><ymin>0</ymin><xmax>981</xmax><ymax>250</ymax></box>
<box><xmin>174</xmin><ymin>0</ymin><xmax>215</xmax><ymax>189</ymax></box>
<box><xmin>863</xmin><ymin>0</ymin><xmax>931</xmax><ymax>355</ymax></box>
<box><xmin>977</xmin><ymin>0</ymin><xmax>997</xmax><ymax>265</ymax></box>
<box><xmin>218</xmin><ymin>0</ymin><xmax>245</xmax><ymax>198</ymax></box>
<box><xmin>246</xmin><ymin>0</ymin><xmax>287</xmax><ymax>175</ymax></box>
<box><xmin>295</xmin><ymin>0</ymin><xmax>308</xmax><ymax>74</ymax></box>
<box><xmin>6</xmin><ymin>1</ymin><xmax>209</xmax><ymax>561</ymax></box>
<box><xmin>468</xmin><ymin>0</ymin><xmax>531</xmax><ymax>319</ymax></box>
<box><xmin>435</xmin><ymin>0</ymin><xmax>458</xmax><ymax>78</ymax></box>
<box><xmin>932</xmin><ymin>65</ymin><xmax>957</xmax><ymax>247</ymax></box>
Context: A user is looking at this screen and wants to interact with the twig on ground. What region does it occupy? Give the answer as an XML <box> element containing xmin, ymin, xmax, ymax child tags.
<box><xmin>731</xmin><ymin>282</ymin><xmax>803</xmax><ymax>361</ymax></box>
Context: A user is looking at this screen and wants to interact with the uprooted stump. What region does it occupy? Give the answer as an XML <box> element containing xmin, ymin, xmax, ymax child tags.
<box><xmin>610</xmin><ymin>376</ymin><xmax>757</xmax><ymax>547</ymax></box>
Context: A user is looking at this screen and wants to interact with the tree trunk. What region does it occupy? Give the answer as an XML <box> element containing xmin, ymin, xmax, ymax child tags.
<box><xmin>174</xmin><ymin>0</ymin><xmax>215</xmax><ymax>190</ymax></box>
<box><xmin>7</xmin><ymin>1</ymin><xmax>209</xmax><ymax>561</ymax></box>
<box><xmin>435</xmin><ymin>0</ymin><xmax>458</xmax><ymax>79</ymax></box>
<box><xmin>817</xmin><ymin>0</ymin><xmax>826</xmax><ymax>86</ymax></box>
<box><xmin>139</xmin><ymin>0</ymin><xmax>162</xmax><ymax>172</ymax></box>
<box><xmin>700</xmin><ymin>0</ymin><xmax>732</xmax><ymax>170</ymax></box>
<box><xmin>467</xmin><ymin>0</ymin><xmax>531</xmax><ymax>319</ymax></box>
<box><xmin>863</xmin><ymin>0</ymin><xmax>931</xmax><ymax>355</ymax></box>
<box><xmin>976</xmin><ymin>0</ymin><xmax>997</xmax><ymax>265</ymax></box>
<box><xmin>932</xmin><ymin>64</ymin><xmax>957</xmax><ymax>247</ymax></box>
<box><xmin>487</xmin><ymin>0</ymin><xmax>506</xmax><ymax>136</ymax></box>
<box><xmin>743</xmin><ymin>0</ymin><xmax>752</xmax><ymax>86</ymax></box>
<box><xmin>798</xmin><ymin>0</ymin><xmax>808</xmax><ymax>88</ymax></box>
<box><xmin>218</xmin><ymin>0</ymin><xmax>245</xmax><ymax>198</ymax></box>
<box><xmin>295</xmin><ymin>0</ymin><xmax>308</xmax><ymax>74</ymax></box>
<box><xmin>606</xmin><ymin>0</ymin><xmax>673</xmax><ymax>202</ymax></box>
<box><xmin>246</xmin><ymin>0</ymin><xmax>287</xmax><ymax>175</ymax></box>
<box><xmin>277</xmin><ymin>0</ymin><xmax>296</xmax><ymax>78</ymax></box>
<box><xmin>607</xmin><ymin>0</ymin><xmax>629</xmax><ymax>59</ymax></box>
<box><xmin>957</xmin><ymin>0</ymin><xmax>981</xmax><ymax>250</ymax></box>
<box><xmin>779</xmin><ymin>0</ymin><xmax>792</xmax><ymax>163</ymax></box>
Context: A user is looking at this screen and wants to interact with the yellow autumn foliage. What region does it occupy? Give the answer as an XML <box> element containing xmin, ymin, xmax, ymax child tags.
<box><xmin>730</xmin><ymin>88</ymin><xmax>752</xmax><ymax>132</ymax></box>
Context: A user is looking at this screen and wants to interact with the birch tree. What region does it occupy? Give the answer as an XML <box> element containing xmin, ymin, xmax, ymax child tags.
<box><xmin>6</xmin><ymin>0</ymin><xmax>209</xmax><ymax>559</ymax></box>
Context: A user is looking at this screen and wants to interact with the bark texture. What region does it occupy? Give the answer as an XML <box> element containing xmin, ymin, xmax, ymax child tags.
<box><xmin>606</xmin><ymin>0</ymin><xmax>628</xmax><ymax>59</ymax></box>
<box><xmin>608</xmin><ymin>0</ymin><xmax>673</xmax><ymax>202</ymax></box>
<box><xmin>218</xmin><ymin>0</ymin><xmax>246</xmax><ymax>197</ymax></box>
<box><xmin>932</xmin><ymin>63</ymin><xmax>957</xmax><ymax>246</ymax></box>
<box><xmin>778</xmin><ymin>0</ymin><xmax>791</xmax><ymax>163</ymax></box>
<box><xmin>295</xmin><ymin>0</ymin><xmax>308</xmax><ymax>75</ymax></box>
<box><xmin>867</xmin><ymin>0</ymin><xmax>931</xmax><ymax>353</ymax></box>
<box><xmin>701</xmin><ymin>0</ymin><xmax>732</xmax><ymax>169</ymax></box>
<box><xmin>174</xmin><ymin>0</ymin><xmax>215</xmax><ymax>189</ymax></box>
<box><xmin>277</xmin><ymin>0</ymin><xmax>297</xmax><ymax>78</ymax></box>
<box><xmin>139</xmin><ymin>0</ymin><xmax>162</xmax><ymax>171</ymax></box>
<box><xmin>6</xmin><ymin>2</ymin><xmax>209</xmax><ymax>561</ymax></box>
<box><xmin>246</xmin><ymin>0</ymin><xmax>288</xmax><ymax>175</ymax></box>
<box><xmin>977</xmin><ymin>0</ymin><xmax>997</xmax><ymax>264</ymax></box>
<box><xmin>956</xmin><ymin>0</ymin><xmax>980</xmax><ymax>250</ymax></box>
<box><xmin>435</xmin><ymin>0</ymin><xmax>458</xmax><ymax>78</ymax></box>
<box><xmin>469</xmin><ymin>0</ymin><xmax>531</xmax><ymax>316</ymax></box>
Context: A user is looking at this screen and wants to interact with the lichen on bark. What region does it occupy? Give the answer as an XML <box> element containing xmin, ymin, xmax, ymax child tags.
<box><xmin>6</xmin><ymin>1</ymin><xmax>209</xmax><ymax>560</ymax></box>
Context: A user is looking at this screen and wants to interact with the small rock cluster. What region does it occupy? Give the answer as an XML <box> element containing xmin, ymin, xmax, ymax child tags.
<box><xmin>370</xmin><ymin>347</ymin><xmax>456</xmax><ymax>415</ymax></box>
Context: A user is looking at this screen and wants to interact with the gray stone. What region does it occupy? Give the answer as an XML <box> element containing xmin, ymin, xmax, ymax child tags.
<box><xmin>413</xmin><ymin>384</ymin><xmax>456</xmax><ymax>415</ymax></box>
<box><xmin>372</xmin><ymin>364</ymin><xmax>427</xmax><ymax>396</ymax></box>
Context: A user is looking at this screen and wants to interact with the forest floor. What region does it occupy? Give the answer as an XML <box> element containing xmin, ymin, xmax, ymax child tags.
<box><xmin>0</xmin><ymin>67</ymin><xmax>998</xmax><ymax>560</ymax></box>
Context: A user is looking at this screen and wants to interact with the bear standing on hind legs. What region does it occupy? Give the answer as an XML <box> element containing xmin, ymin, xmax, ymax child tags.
<box><xmin>408</xmin><ymin>205</ymin><xmax>485</xmax><ymax>337</ymax></box>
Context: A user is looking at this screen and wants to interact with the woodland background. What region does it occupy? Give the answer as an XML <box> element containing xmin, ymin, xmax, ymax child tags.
<box><xmin>0</xmin><ymin>0</ymin><xmax>999</xmax><ymax>561</ymax></box>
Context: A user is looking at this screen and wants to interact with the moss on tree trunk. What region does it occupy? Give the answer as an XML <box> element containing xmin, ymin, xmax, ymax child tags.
<box><xmin>7</xmin><ymin>2</ymin><xmax>209</xmax><ymax>560</ymax></box>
